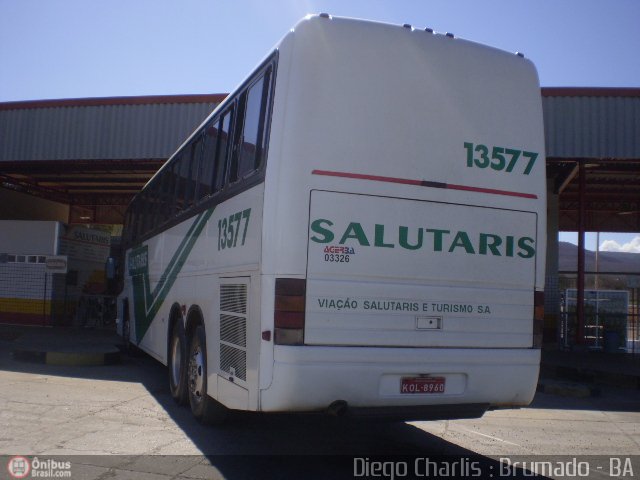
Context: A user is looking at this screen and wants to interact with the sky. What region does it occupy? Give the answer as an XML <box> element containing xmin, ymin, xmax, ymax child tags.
<box><xmin>560</xmin><ymin>232</ymin><xmax>640</xmax><ymax>254</ymax></box>
<box><xmin>1</xmin><ymin>0</ymin><xmax>638</xmax><ymax>250</ymax></box>
<box><xmin>2</xmin><ymin>0</ymin><xmax>639</xmax><ymax>100</ymax></box>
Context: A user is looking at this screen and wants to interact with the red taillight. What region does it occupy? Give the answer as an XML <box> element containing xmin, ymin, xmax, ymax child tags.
<box><xmin>274</xmin><ymin>278</ymin><xmax>306</xmax><ymax>345</ymax></box>
<box><xmin>533</xmin><ymin>290</ymin><xmax>544</xmax><ymax>348</ymax></box>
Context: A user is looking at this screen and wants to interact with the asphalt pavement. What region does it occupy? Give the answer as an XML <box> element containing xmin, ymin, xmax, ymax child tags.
<box><xmin>1</xmin><ymin>325</ymin><xmax>639</xmax><ymax>479</ymax></box>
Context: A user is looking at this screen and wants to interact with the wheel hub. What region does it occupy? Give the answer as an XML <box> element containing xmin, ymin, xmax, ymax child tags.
<box><xmin>170</xmin><ymin>336</ymin><xmax>182</xmax><ymax>386</ymax></box>
<box><xmin>189</xmin><ymin>346</ymin><xmax>204</xmax><ymax>400</ymax></box>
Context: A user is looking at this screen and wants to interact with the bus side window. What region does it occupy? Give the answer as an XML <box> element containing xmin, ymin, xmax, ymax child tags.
<box><xmin>214</xmin><ymin>109</ymin><xmax>233</xmax><ymax>192</ymax></box>
<box><xmin>199</xmin><ymin>120</ymin><xmax>218</xmax><ymax>199</ymax></box>
<box><xmin>228</xmin><ymin>94</ymin><xmax>245</xmax><ymax>184</ymax></box>
<box><xmin>141</xmin><ymin>190</ymin><xmax>153</xmax><ymax>237</ymax></box>
<box><xmin>132</xmin><ymin>199</ymin><xmax>141</xmax><ymax>243</ymax></box>
<box><xmin>229</xmin><ymin>68</ymin><xmax>271</xmax><ymax>183</ymax></box>
<box><xmin>240</xmin><ymin>85</ymin><xmax>259</xmax><ymax>177</ymax></box>
<box><xmin>132</xmin><ymin>196</ymin><xmax>143</xmax><ymax>241</ymax></box>
<box><xmin>146</xmin><ymin>178</ymin><xmax>160</xmax><ymax>234</ymax></box>
<box><xmin>140</xmin><ymin>198</ymin><xmax>147</xmax><ymax>239</ymax></box>
<box><xmin>123</xmin><ymin>207</ymin><xmax>133</xmax><ymax>246</ymax></box>
<box><xmin>190</xmin><ymin>135</ymin><xmax>204</xmax><ymax>202</ymax></box>
<box><xmin>158</xmin><ymin>164</ymin><xmax>173</xmax><ymax>225</ymax></box>
<box><xmin>170</xmin><ymin>155</ymin><xmax>179</xmax><ymax>213</ymax></box>
<box><xmin>175</xmin><ymin>148</ymin><xmax>195</xmax><ymax>211</ymax></box>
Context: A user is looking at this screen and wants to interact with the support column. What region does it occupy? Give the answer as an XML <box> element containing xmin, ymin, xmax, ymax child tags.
<box><xmin>545</xmin><ymin>186</ymin><xmax>560</xmax><ymax>345</ymax></box>
<box><xmin>576</xmin><ymin>160</ymin><xmax>586</xmax><ymax>345</ymax></box>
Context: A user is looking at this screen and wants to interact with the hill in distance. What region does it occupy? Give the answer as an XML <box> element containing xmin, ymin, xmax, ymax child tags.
<box><xmin>559</xmin><ymin>241</ymin><xmax>640</xmax><ymax>273</ymax></box>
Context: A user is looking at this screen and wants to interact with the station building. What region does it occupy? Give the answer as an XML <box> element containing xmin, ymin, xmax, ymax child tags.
<box><xmin>0</xmin><ymin>89</ymin><xmax>638</xmax><ymax>349</ymax></box>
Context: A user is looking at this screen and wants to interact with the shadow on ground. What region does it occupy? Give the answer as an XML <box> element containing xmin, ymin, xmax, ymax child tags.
<box><xmin>2</xmin><ymin>327</ymin><xmax>620</xmax><ymax>478</ymax></box>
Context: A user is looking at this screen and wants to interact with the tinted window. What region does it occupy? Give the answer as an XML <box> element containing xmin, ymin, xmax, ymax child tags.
<box><xmin>125</xmin><ymin>55</ymin><xmax>275</xmax><ymax>246</ymax></box>
<box><xmin>175</xmin><ymin>148</ymin><xmax>194</xmax><ymax>211</ymax></box>
<box><xmin>146</xmin><ymin>178</ymin><xmax>160</xmax><ymax>233</ymax></box>
<box><xmin>229</xmin><ymin>67</ymin><xmax>272</xmax><ymax>183</ymax></box>
<box><xmin>215</xmin><ymin>109</ymin><xmax>233</xmax><ymax>192</ymax></box>
<box><xmin>199</xmin><ymin>121</ymin><xmax>218</xmax><ymax>199</ymax></box>
<box><xmin>190</xmin><ymin>136</ymin><xmax>203</xmax><ymax>201</ymax></box>
<box><xmin>141</xmin><ymin>191</ymin><xmax>153</xmax><ymax>236</ymax></box>
<box><xmin>167</xmin><ymin>162</ymin><xmax>179</xmax><ymax>217</ymax></box>
<box><xmin>132</xmin><ymin>196</ymin><xmax>144</xmax><ymax>241</ymax></box>
<box><xmin>238</xmin><ymin>76</ymin><xmax>266</xmax><ymax>177</ymax></box>
<box><xmin>157</xmin><ymin>165</ymin><xmax>174</xmax><ymax>225</ymax></box>
<box><xmin>123</xmin><ymin>207</ymin><xmax>134</xmax><ymax>245</ymax></box>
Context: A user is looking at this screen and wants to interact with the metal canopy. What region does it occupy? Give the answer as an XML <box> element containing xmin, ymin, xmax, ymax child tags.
<box><xmin>548</xmin><ymin>158</ymin><xmax>640</xmax><ymax>232</ymax></box>
<box><xmin>0</xmin><ymin>159</ymin><xmax>163</xmax><ymax>223</ymax></box>
<box><xmin>0</xmin><ymin>95</ymin><xmax>224</xmax><ymax>224</ymax></box>
<box><xmin>1</xmin><ymin>90</ymin><xmax>638</xmax><ymax>228</ymax></box>
<box><xmin>543</xmin><ymin>88</ymin><xmax>640</xmax><ymax>233</ymax></box>
<box><xmin>542</xmin><ymin>88</ymin><xmax>640</xmax><ymax>346</ymax></box>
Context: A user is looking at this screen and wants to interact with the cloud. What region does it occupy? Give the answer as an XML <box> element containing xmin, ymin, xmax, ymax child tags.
<box><xmin>600</xmin><ymin>236</ymin><xmax>640</xmax><ymax>253</ymax></box>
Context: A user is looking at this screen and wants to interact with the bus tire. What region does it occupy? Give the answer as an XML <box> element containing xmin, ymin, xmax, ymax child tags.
<box><xmin>188</xmin><ymin>325</ymin><xmax>228</xmax><ymax>424</ymax></box>
<box><xmin>168</xmin><ymin>321</ymin><xmax>188</xmax><ymax>405</ymax></box>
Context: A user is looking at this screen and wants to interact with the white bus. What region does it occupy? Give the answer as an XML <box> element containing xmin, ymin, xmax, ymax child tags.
<box><xmin>117</xmin><ymin>14</ymin><xmax>546</xmax><ymax>423</ymax></box>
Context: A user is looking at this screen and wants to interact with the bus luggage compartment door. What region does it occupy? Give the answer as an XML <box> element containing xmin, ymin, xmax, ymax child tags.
<box><xmin>305</xmin><ymin>190</ymin><xmax>539</xmax><ymax>349</ymax></box>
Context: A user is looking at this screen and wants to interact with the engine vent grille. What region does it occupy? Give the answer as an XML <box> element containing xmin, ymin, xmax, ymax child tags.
<box><xmin>220</xmin><ymin>344</ymin><xmax>247</xmax><ymax>381</ymax></box>
<box><xmin>219</xmin><ymin>281</ymin><xmax>248</xmax><ymax>382</ymax></box>
<box><xmin>220</xmin><ymin>284</ymin><xmax>247</xmax><ymax>314</ymax></box>
<box><xmin>220</xmin><ymin>314</ymin><xmax>247</xmax><ymax>347</ymax></box>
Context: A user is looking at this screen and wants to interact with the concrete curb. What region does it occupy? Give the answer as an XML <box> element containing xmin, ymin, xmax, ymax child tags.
<box><xmin>12</xmin><ymin>347</ymin><xmax>121</xmax><ymax>366</ymax></box>
<box><xmin>537</xmin><ymin>378</ymin><xmax>600</xmax><ymax>398</ymax></box>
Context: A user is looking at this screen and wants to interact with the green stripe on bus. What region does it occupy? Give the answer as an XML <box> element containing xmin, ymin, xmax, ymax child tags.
<box><xmin>131</xmin><ymin>208</ymin><xmax>215</xmax><ymax>344</ymax></box>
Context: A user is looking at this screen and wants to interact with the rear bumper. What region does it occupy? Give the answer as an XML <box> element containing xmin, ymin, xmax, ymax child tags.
<box><xmin>260</xmin><ymin>346</ymin><xmax>540</xmax><ymax>416</ymax></box>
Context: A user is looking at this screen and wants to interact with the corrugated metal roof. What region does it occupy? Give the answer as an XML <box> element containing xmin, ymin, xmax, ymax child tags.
<box><xmin>0</xmin><ymin>95</ymin><xmax>224</xmax><ymax>162</ymax></box>
<box><xmin>542</xmin><ymin>88</ymin><xmax>640</xmax><ymax>159</ymax></box>
<box><xmin>1</xmin><ymin>90</ymin><xmax>638</xmax><ymax>229</ymax></box>
<box><xmin>2</xmin><ymin>90</ymin><xmax>638</xmax><ymax>162</ymax></box>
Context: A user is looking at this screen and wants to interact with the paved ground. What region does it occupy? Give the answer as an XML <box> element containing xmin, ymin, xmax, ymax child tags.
<box><xmin>1</xmin><ymin>336</ymin><xmax>639</xmax><ymax>479</ymax></box>
<box><xmin>414</xmin><ymin>391</ymin><xmax>640</xmax><ymax>456</ymax></box>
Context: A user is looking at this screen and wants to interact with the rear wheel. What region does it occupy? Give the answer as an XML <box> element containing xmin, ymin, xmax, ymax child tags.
<box><xmin>188</xmin><ymin>325</ymin><xmax>228</xmax><ymax>424</ymax></box>
<box><xmin>168</xmin><ymin>321</ymin><xmax>188</xmax><ymax>405</ymax></box>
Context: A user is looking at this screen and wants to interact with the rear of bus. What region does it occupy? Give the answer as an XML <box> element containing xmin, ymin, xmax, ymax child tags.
<box><xmin>260</xmin><ymin>16</ymin><xmax>546</xmax><ymax>419</ymax></box>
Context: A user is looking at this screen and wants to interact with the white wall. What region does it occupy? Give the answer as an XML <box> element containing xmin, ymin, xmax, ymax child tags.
<box><xmin>0</xmin><ymin>219</ymin><xmax>60</xmax><ymax>254</ymax></box>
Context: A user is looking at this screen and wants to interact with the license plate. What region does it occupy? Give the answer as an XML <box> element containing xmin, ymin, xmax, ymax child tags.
<box><xmin>401</xmin><ymin>376</ymin><xmax>445</xmax><ymax>394</ymax></box>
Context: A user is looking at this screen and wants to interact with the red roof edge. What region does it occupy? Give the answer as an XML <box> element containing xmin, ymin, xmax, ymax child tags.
<box><xmin>0</xmin><ymin>94</ymin><xmax>229</xmax><ymax>111</ymax></box>
<box><xmin>542</xmin><ymin>87</ymin><xmax>640</xmax><ymax>98</ymax></box>
<box><xmin>3</xmin><ymin>89</ymin><xmax>638</xmax><ymax>111</ymax></box>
